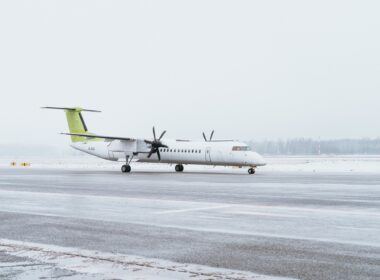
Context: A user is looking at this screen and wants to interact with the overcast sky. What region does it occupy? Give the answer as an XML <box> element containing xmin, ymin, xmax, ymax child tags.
<box><xmin>0</xmin><ymin>1</ymin><xmax>379</xmax><ymax>146</ymax></box>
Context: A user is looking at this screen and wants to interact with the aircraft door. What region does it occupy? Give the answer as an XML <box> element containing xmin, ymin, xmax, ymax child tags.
<box><xmin>205</xmin><ymin>147</ymin><xmax>212</xmax><ymax>162</ymax></box>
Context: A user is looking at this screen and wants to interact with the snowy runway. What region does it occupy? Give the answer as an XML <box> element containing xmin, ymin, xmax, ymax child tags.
<box><xmin>0</xmin><ymin>157</ymin><xmax>380</xmax><ymax>279</ymax></box>
<box><xmin>0</xmin><ymin>187</ymin><xmax>380</xmax><ymax>248</ymax></box>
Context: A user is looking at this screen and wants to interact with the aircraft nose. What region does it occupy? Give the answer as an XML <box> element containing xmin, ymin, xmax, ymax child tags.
<box><xmin>253</xmin><ymin>152</ymin><xmax>266</xmax><ymax>166</ymax></box>
<box><xmin>258</xmin><ymin>155</ymin><xmax>267</xmax><ymax>166</ymax></box>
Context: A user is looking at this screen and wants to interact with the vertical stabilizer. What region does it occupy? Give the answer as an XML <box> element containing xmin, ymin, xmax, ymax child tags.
<box><xmin>42</xmin><ymin>107</ymin><xmax>101</xmax><ymax>142</ymax></box>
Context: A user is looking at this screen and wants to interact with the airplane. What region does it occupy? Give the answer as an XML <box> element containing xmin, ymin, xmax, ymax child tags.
<box><xmin>43</xmin><ymin>107</ymin><xmax>266</xmax><ymax>174</ymax></box>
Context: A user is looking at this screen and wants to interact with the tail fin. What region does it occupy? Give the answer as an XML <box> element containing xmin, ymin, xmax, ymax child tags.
<box><xmin>42</xmin><ymin>107</ymin><xmax>101</xmax><ymax>142</ymax></box>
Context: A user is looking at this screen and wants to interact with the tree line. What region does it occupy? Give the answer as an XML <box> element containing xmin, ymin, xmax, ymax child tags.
<box><xmin>248</xmin><ymin>138</ymin><xmax>380</xmax><ymax>155</ymax></box>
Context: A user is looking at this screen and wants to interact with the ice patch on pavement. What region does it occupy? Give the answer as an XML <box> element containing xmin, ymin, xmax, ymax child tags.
<box><xmin>0</xmin><ymin>239</ymin><xmax>296</xmax><ymax>280</ymax></box>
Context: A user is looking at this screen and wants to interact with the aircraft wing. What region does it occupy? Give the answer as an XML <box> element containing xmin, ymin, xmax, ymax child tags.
<box><xmin>61</xmin><ymin>133</ymin><xmax>135</xmax><ymax>141</ymax></box>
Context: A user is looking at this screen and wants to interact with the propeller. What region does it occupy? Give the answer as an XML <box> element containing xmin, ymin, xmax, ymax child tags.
<box><xmin>144</xmin><ymin>126</ymin><xmax>168</xmax><ymax>160</ymax></box>
<box><xmin>202</xmin><ymin>130</ymin><xmax>214</xmax><ymax>142</ymax></box>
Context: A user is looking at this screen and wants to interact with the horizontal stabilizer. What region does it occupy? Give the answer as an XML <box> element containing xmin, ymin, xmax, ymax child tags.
<box><xmin>61</xmin><ymin>132</ymin><xmax>134</xmax><ymax>141</ymax></box>
<box><xmin>42</xmin><ymin>107</ymin><xmax>101</xmax><ymax>113</ymax></box>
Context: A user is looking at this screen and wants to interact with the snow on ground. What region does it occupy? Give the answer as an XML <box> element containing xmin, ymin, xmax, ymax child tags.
<box><xmin>262</xmin><ymin>155</ymin><xmax>380</xmax><ymax>173</ymax></box>
<box><xmin>1</xmin><ymin>155</ymin><xmax>380</xmax><ymax>173</ymax></box>
<box><xmin>0</xmin><ymin>239</ymin><xmax>294</xmax><ymax>280</ymax></box>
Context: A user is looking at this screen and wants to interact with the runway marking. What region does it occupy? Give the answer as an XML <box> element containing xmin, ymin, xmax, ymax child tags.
<box><xmin>0</xmin><ymin>182</ymin><xmax>32</xmax><ymax>186</ymax></box>
<box><xmin>1</xmin><ymin>189</ymin><xmax>380</xmax><ymax>218</ymax></box>
<box><xmin>155</xmin><ymin>205</ymin><xmax>231</xmax><ymax>214</ymax></box>
<box><xmin>1</xmin><ymin>190</ymin><xmax>380</xmax><ymax>248</ymax></box>
<box><xmin>228</xmin><ymin>211</ymin><xmax>304</xmax><ymax>218</ymax></box>
<box><xmin>336</xmin><ymin>225</ymin><xmax>380</xmax><ymax>231</ymax></box>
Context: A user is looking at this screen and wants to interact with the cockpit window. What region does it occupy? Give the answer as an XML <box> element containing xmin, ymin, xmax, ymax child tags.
<box><xmin>232</xmin><ymin>146</ymin><xmax>251</xmax><ymax>151</ymax></box>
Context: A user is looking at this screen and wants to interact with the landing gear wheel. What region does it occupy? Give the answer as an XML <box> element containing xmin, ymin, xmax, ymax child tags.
<box><xmin>175</xmin><ymin>164</ymin><xmax>184</xmax><ymax>172</ymax></box>
<box><xmin>248</xmin><ymin>168</ymin><xmax>255</xmax><ymax>175</ymax></box>
<box><xmin>121</xmin><ymin>165</ymin><xmax>131</xmax><ymax>173</ymax></box>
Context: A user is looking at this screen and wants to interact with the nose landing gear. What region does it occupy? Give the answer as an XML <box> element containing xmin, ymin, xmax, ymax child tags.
<box><xmin>121</xmin><ymin>164</ymin><xmax>131</xmax><ymax>173</ymax></box>
<box><xmin>175</xmin><ymin>164</ymin><xmax>184</xmax><ymax>172</ymax></box>
<box><xmin>248</xmin><ymin>168</ymin><xmax>256</xmax><ymax>175</ymax></box>
<box><xmin>121</xmin><ymin>155</ymin><xmax>133</xmax><ymax>173</ymax></box>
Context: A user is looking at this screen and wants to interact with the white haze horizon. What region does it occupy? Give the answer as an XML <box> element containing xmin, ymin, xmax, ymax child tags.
<box><xmin>0</xmin><ymin>1</ymin><xmax>379</xmax><ymax>147</ymax></box>
<box><xmin>1</xmin><ymin>137</ymin><xmax>379</xmax><ymax>158</ymax></box>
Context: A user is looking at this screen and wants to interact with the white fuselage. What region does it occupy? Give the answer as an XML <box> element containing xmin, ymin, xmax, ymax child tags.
<box><xmin>71</xmin><ymin>139</ymin><xmax>266</xmax><ymax>167</ymax></box>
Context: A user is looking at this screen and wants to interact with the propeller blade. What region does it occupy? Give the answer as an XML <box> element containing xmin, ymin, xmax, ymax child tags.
<box><xmin>147</xmin><ymin>148</ymin><xmax>155</xmax><ymax>158</ymax></box>
<box><xmin>152</xmin><ymin>126</ymin><xmax>157</xmax><ymax>141</ymax></box>
<box><xmin>158</xmin><ymin>130</ymin><xmax>166</xmax><ymax>140</ymax></box>
<box><xmin>210</xmin><ymin>130</ymin><xmax>214</xmax><ymax>141</ymax></box>
<box><xmin>202</xmin><ymin>132</ymin><xmax>207</xmax><ymax>142</ymax></box>
<box><xmin>147</xmin><ymin>127</ymin><xmax>167</xmax><ymax>159</ymax></box>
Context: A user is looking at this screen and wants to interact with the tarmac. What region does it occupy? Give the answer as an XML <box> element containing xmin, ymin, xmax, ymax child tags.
<box><xmin>0</xmin><ymin>166</ymin><xmax>379</xmax><ymax>279</ymax></box>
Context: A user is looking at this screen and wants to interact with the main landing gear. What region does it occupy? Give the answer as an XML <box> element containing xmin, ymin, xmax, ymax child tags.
<box><xmin>248</xmin><ymin>168</ymin><xmax>256</xmax><ymax>175</ymax></box>
<box><xmin>121</xmin><ymin>164</ymin><xmax>131</xmax><ymax>173</ymax></box>
<box><xmin>175</xmin><ymin>164</ymin><xmax>184</xmax><ymax>172</ymax></box>
<box><xmin>121</xmin><ymin>155</ymin><xmax>133</xmax><ymax>173</ymax></box>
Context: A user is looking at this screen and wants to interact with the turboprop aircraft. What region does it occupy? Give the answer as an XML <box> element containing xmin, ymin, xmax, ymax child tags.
<box><xmin>43</xmin><ymin>107</ymin><xmax>266</xmax><ymax>174</ymax></box>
